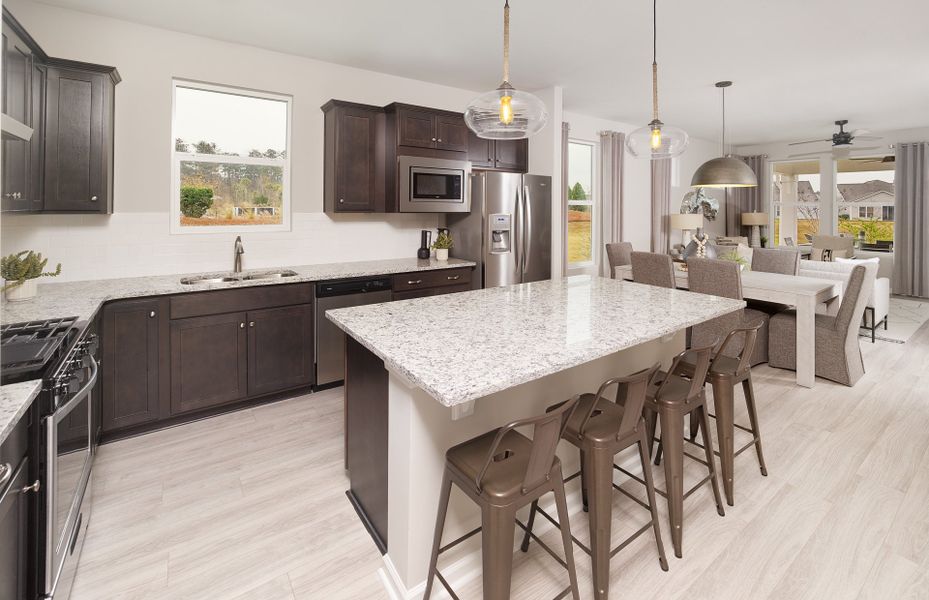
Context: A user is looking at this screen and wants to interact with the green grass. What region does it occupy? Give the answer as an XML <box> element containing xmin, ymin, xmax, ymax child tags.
<box><xmin>568</xmin><ymin>221</ymin><xmax>592</xmax><ymax>263</ymax></box>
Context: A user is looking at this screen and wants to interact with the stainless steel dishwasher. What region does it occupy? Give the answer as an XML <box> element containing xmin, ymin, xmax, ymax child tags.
<box><xmin>315</xmin><ymin>277</ymin><xmax>392</xmax><ymax>386</ymax></box>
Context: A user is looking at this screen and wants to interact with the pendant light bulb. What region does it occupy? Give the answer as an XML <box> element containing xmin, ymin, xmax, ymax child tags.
<box><xmin>499</xmin><ymin>93</ymin><xmax>514</xmax><ymax>125</ymax></box>
<box><xmin>650</xmin><ymin>121</ymin><xmax>663</xmax><ymax>150</ymax></box>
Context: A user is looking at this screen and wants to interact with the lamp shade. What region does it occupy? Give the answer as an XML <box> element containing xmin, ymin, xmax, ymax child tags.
<box><xmin>669</xmin><ymin>213</ymin><xmax>704</xmax><ymax>230</ymax></box>
<box><xmin>464</xmin><ymin>85</ymin><xmax>549</xmax><ymax>140</ymax></box>
<box><xmin>741</xmin><ymin>212</ymin><xmax>768</xmax><ymax>226</ymax></box>
<box><xmin>691</xmin><ymin>156</ymin><xmax>758</xmax><ymax>188</ymax></box>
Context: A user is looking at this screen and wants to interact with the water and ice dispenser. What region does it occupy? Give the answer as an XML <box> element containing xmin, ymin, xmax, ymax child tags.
<box><xmin>489</xmin><ymin>213</ymin><xmax>512</xmax><ymax>254</ymax></box>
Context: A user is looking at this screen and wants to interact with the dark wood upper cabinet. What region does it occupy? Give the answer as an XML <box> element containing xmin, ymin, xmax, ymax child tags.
<box><xmin>390</xmin><ymin>104</ymin><xmax>471</xmax><ymax>152</ymax></box>
<box><xmin>397</xmin><ymin>106</ymin><xmax>437</xmax><ymax>149</ymax></box>
<box><xmin>467</xmin><ymin>130</ymin><xmax>528</xmax><ymax>173</ymax></box>
<box><xmin>2</xmin><ymin>8</ymin><xmax>119</xmax><ymax>214</ymax></box>
<box><xmin>170</xmin><ymin>312</ymin><xmax>249</xmax><ymax>416</ymax></box>
<box><xmin>247</xmin><ymin>304</ymin><xmax>314</xmax><ymax>397</ymax></box>
<box><xmin>467</xmin><ymin>129</ymin><xmax>495</xmax><ymax>168</ymax></box>
<box><xmin>322</xmin><ymin>100</ymin><xmax>384</xmax><ymax>213</ymax></box>
<box><xmin>101</xmin><ymin>297</ymin><xmax>167</xmax><ymax>433</ymax></box>
<box><xmin>435</xmin><ymin>115</ymin><xmax>469</xmax><ymax>152</ymax></box>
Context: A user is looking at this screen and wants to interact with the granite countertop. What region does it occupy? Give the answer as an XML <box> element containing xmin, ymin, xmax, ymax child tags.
<box><xmin>0</xmin><ymin>257</ymin><xmax>475</xmax><ymax>325</ymax></box>
<box><xmin>327</xmin><ymin>275</ymin><xmax>745</xmax><ymax>407</ymax></box>
<box><xmin>0</xmin><ymin>379</ymin><xmax>42</xmax><ymax>444</ymax></box>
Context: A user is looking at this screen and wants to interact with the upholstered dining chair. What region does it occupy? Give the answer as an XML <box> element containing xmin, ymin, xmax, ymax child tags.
<box><xmin>768</xmin><ymin>264</ymin><xmax>875</xmax><ymax>386</ymax></box>
<box><xmin>751</xmin><ymin>247</ymin><xmax>800</xmax><ymax>275</ymax></box>
<box><xmin>631</xmin><ymin>251</ymin><xmax>676</xmax><ymax>288</ymax></box>
<box><xmin>606</xmin><ymin>242</ymin><xmax>634</xmax><ymax>279</ymax></box>
<box><xmin>686</xmin><ymin>257</ymin><xmax>769</xmax><ymax>366</ymax></box>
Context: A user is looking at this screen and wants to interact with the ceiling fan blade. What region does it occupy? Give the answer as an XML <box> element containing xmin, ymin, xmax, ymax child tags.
<box><xmin>848</xmin><ymin>145</ymin><xmax>882</xmax><ymax>152</ymax></box>
<box><xmin>853</xmin><ymin>135</ymin><xmax>882</xmax><ymax>141</ymax></box>
<box><xmin>788</xmin><ymin>139</ymin><xmax>832</xmax><ymax>146</ymax></box>
<box><xmin>788</xmin><ymin>151</ymin><xmax>826</xmax><ymax>158</ymax></box>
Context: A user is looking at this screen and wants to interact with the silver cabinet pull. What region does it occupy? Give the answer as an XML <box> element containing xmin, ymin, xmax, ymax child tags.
<box><xmin>437</xmin><ymin>139</ymin><xmax>442</xmax><ymax>142</ymax></box>
<box><xmin>149</xmin><ymin>311</ymin><xmax>156</xmax><ymax>318</ymax></box>
<box><xmin>239</xmin><ymin>322</ymin><xmax>245</xmax><ymax>329</ymax></box>
<box><xmin>90</xmin><ymin>195</ymin><xmax>98</xmax><ymax>202</ymax></box>
<box><xmin>249</xmin><ymin>321</ymin><xmax>255</xmax><ymax>327</ymax></box>
<box><xmin>407</xmin><ymin>279</ymin><xmax>423</xmax><ymax>285</ymax></box>
<box><xmin>431</xmin><ymin>137</ymin><xmax>437</xmax><ymax>142</ymax></box>
<box><xmin>0</xmin><ymin>463</ymin><xmax>12</xmax><ymax>489</ymax></box>
<box><xmin>339</xmin><ymin>198</ymin><xmax>345</xmax><ymax>203</ymax></box>
<box><xmin>22</xmin><ymin>480</ymin><xmax>40</xmax><ymax>493</ymax></box>
<box><xmin>447</xmin><ymin>275</ymin><xmax>460</xmax><ymax>281</ymax></box>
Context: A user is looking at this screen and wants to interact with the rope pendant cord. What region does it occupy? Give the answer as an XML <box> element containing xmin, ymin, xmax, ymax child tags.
<box><xmin>651</xmin><ymin>0</ymin><xmax>659</xmax><ymax>121</ymax></box>
<box><xmin>502</xmin><ymin>0</ymin><xmax>510</xmax><ymax>83</ymax></box>
<box><xmin>721</xmin><ymin>86</ymin><xmax>726</xmax><ymax>156</ymax></box>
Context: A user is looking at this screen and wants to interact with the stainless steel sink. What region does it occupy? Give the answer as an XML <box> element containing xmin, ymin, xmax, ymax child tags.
<box><xmin>240</xmin><ymin>269</ymin><xmax>298</xmax><ymax>281</ymax></box>
<box><xmin>180</xmin><ymin>274</ymin><xmax>240</xmax><ymax>285</ymax></box>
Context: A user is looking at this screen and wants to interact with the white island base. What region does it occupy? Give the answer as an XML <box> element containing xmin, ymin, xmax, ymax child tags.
<box><xmin>380</xmin><ymin>332</ymin><xmax>685</xmax><ymax>599</ymax></box>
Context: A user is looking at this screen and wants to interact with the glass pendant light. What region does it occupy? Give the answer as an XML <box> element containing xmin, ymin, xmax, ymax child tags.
<box><xmin>464</xmin><ymin>1</ymin><xmax>548</xmax><ymax>139</ymax></box>
<box><xmin>691</xmin><ymin>81</ymin><xmax>758</xmax><ymax>188</ymax></box>
<box><xmin>626</xmin><ymin>0</ymin><xmax>689</xmax><ymax>159</ymax></box>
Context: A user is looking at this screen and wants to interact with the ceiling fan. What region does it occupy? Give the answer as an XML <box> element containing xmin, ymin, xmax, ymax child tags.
<box><xmin>788</xmin><ymin>119</ymin><xmax>882</xmax><ymax>157</ymax></box>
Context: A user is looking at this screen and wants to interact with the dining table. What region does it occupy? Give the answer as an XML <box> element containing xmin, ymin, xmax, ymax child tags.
<box><xmin>615</xmin><ymin>264</ymin><xmax>843</xmax><ymax>388</ymax></box>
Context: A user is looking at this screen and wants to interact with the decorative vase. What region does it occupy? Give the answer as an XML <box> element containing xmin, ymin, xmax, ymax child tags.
<box><xmin>435</xmin><ymin>249</ymin><xmax>449</xmax><ymax>261</ymax></box>
<box><xmin>5</xmin><ymin>278</ymin><xmax>37</xmax><ymax>302</ymax></box>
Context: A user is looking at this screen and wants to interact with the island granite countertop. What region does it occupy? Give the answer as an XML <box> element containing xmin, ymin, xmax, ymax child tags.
<box><xmin>0</xmin><ymin>379</ymin><xmax>42</xmax><ymax>444</ymax></box>
<box><xmin>0</xmin><ymin>257</ymin><xmax>475</xmax><ymax>326</ymax></box>
<box><xmin>326</xmin><ymin>275</ymin><xmax>745</xmax><ymax>407</ymax></box>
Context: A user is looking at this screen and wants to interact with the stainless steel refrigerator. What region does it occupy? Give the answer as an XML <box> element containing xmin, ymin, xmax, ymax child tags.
<box><xmin>448</xmin><ymin>171</ymin><xmax>551</xmax><ymax>288</ymax></box>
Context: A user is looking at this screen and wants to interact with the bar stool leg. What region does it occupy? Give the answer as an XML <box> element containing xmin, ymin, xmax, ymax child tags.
<box><xmin>519</xmin><ymin>500</ymin><xmax>538</xmax><ymax>553</ymax></box>
<box><xmin>580</xmin><ymin>449</ymin><xmax>590</xmax><ymax>512</ymax></box>
<box><xmin>712</xmin><ymin>378</ymin><xmax>736</xmax><ymax>506</ymax></box>
<box><xmin>742</xmin><ymin>373</ymin><xmax>768</xmax><ymax>476</ymax></box>
<box><xmin>423</xmin><ymin>471</ymin><xmax>453</xmax><ymax>600</ymax></box>
<box><xmin>481</xmin><ymin>504</ymin><xmax>517</xmax><ymax>600</ymax></box>
<box><xmin>637</xmin><ymin>430</ymin><xmax>669</xmax><ymax>571</ymax></box>
<box><xmin>658</xmin><ymin>405</ymin><xmax>685</xmax><ymax>558</ymax></box>
<box><xmin>697</xmin><ymin>403</ymin><xmax>725</xmax><ymax>516</ymax></box>
<box><xmin>587</xmin><ymin>448</ymin><xmax>615</xmax><ymax>599</ymax></box>
<box><xmin>644</xmin><ymin>407</ymin><xmax>658</xmax><ymax>458</ymax></box>
<box><xmin>552</xmin><ymin>472</ymin><xmax>581</xmax><ymax>600</ymax></box>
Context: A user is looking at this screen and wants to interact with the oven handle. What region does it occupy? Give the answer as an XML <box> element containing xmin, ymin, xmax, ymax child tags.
<box><xmin>53</xmin><ymin>356</ymin><xmax>98</xmax><ymax>424</ymax></box>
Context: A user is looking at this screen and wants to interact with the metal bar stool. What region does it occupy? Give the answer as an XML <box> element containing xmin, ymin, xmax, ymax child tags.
<box><xmin>519</xmin><ymin>364</ymin><xmax>669</xmax><ymax>600</ymax></box>
<box><xmin>423</xmin><ymin>396</ymin><xmax>582</xmax><ymax>600</ymax></box>
<box><xmin>642</xmin><ymin>340</ymin><xmax>725</xmax><ymax>558</ymax></box>
<box><xmin>680</xmin><ymin>322</ymin><xmax>768</xmax><ymax>506</ymax></box>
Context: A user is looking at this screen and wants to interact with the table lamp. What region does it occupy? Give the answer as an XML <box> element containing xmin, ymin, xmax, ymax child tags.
<box><xmin>670</xmin><ymin>213</ymin><xmax>705</xmax><ymax>248</ymax></box>
<box><xmin>741</xmin><ymin>212</ymin><xmax>768</xmax><ymax>248</ymax></box>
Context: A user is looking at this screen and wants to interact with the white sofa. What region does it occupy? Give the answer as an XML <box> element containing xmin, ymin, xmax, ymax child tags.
<box><xmin>798</xmin><ymin>258</ymin><xmax>889</xmax><ymax>342</ymax></box>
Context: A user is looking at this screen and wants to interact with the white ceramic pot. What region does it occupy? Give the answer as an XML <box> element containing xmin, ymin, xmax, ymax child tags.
<box><xmin>5</xmin><ymin>278</ymin><xmax>37</xmax><ymax>302</ymax></box>
<box><xmin>435</xmin><ymin>249</ymin><xmax>449</xmax><ymax>261</ymax></box>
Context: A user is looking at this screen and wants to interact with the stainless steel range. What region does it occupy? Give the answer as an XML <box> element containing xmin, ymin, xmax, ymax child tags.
<box><xmin>1</xmin><ymin>317</ymin><xmax>98</xmax><ymax>600</ymax></box>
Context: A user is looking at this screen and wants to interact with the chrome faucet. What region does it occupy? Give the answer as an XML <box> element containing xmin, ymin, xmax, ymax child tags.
<box><xmin>233</xmin><ymin>236</ymin><xmax>245</xmax><ymax>273</ymax></box>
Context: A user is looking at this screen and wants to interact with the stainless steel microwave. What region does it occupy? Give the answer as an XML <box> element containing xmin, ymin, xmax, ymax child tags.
<box><xmin>398</xmin><ymin>155</ymin><xmax>471</xmax><ymax>213</ymax></box>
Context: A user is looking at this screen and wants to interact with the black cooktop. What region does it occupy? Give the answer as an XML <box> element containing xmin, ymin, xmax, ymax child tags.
<box><xmin>0</xmin><ymin>317</ymin><xmax>79</xmax><ymax>379</ymax></box>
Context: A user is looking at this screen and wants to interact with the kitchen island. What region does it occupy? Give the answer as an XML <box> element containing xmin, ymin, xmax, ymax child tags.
<box><xmin>327</xmin><ymin>275</ymin><xmax>744</xmax><ymax>598</ymax></box>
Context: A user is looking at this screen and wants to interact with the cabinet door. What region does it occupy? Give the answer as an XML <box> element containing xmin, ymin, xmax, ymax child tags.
<box><xmin>467</xmin><ymin>130</ymin><xmax>494</xmax><ymax>168</ymax></box>
<box><xmin>247</xmin><ymin>304</ymin><xmax>314</xmax><ymax>397</ymax></box>
<box><xmin>102</xmin><ymin>298</ymin><xmax>165</xmax><ymax>433</ymax></box>
<box><xmin>0</xmin><ymin>458</ymin><xmax>29</xmax><ymax>600</ymax></box>
<box><xmin>435</xmin><ymin>115</ymin><xmax>469</xmax><ymax>152</ymax></box>
<box><xmin>494</xmin><ymin>139</ymin><xmax>529</xmax><ymax>172</ymax></box>
<box><xmin>334</xmin><ymin>105</ymin><xmax>378</xmax><ymax>211</ymax></box>
<box><xmin>43</xmin><ymin>66</ymin><xmax>106</xmax><ymax>212</ymax></box>
<box><xmin>1</xmin><ymin>28</ymin><xmax>34</xmax><ymax>212</ymax></box>
<box><xmin>397</xmin><ymin>107</ymin><xmax>436</xmax><ymax>149</ymax></box>
<box><xmin>170</xmin><ymin>312</ymin><xmax>248</xmax><ymax>415</ymax></box>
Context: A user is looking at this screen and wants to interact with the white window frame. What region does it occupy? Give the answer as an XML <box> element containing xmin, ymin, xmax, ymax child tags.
<box><xmin>566</xmin><ymin>139</ymin><xmax>598</xmax><ymax>268</ymax></box>
<box><xmin>859</xmin><ymin>206</ymin><xmax>875</xmax><ymax>220</ymax></box>
<box><xmin>170</xmin><ymin>79</ymin><xmax>292</xmax><ymax>234</ymax></box>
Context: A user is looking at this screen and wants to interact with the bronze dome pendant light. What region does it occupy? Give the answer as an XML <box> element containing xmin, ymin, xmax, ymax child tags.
<box><xmin>626</xmin><ymin>0</ymin><xmax>689</xmax><ymax>159</ymax></box>
<box><xmin>464</xmin><ymin>0</ymin><xmax>548</xmax><ymax>139</ymax></box>
<box><xmin>691</xmin><ymin>81</ymin><xmax>758</xmax><ymax>188</ymax></box>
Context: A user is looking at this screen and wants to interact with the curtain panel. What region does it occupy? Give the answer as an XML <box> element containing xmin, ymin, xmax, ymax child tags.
<box><xmin>726</xmin><ymin>155</ymin><xmax>767</xmax><ymax>237</ymax></box>
<box><xmin>561</xmin><ymin>122</ymin><xmax>570</xmax><ymax>276</ymax></box>
<box><xmin>599</xmin><ymin>130</ymin><xmax>625</xmax><ymax>276</ymax></box>
<box><xmin>892</xmin><ymin>142</ymin><xmax>929</xmax><ymax>298</ymax></box>
<box><xmin>650</xmin><ymin>158</ymin><xmax>672</xmax><ymax>253</ymax></box>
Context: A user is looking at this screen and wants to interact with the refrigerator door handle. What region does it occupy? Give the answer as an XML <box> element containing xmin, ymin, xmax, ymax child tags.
<box><xmin>513</xmin><ymin>186</ymin><xmax>521</xmax><ymax>275</ymax></box>
<box><xmin>522</xmin><ymin>184</ymin><xmax>532</xmax><ymax>278</ymax></box>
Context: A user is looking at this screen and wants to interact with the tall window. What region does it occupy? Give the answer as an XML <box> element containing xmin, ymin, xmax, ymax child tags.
<box><xmin>771</xmin><ymin>161</ymin><xmax>820</xmax><ymax>245</ymax></box>
<box><xmin>171</xmin><ymin>81</ymin><xmax>291</xmax><ymax>233</ymax></box>
<box><xmin>567</xmin><ymin>141</ymin><xmax>595</xmax><ymax>265</ymax></box>
<box><xmin>836</xmin><ymin>158</ymin><xmax>894</xmax><ymax>248</ymax></box>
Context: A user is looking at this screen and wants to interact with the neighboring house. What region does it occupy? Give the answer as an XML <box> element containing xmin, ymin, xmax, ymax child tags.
<box><xmin>837</xmin><ymin>180</ymin><xmax>895</xmax><ymax>221</ymax></box>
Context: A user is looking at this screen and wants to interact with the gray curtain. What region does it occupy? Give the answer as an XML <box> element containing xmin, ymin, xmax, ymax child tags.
<box><xmin>726</xmin><ymin>155</ymin><xmax>766</xmax><ymax>237</ymax></box>
<box><xmin>650</xmin><ymin>158</ymin><xmax>672</xmax><ymax>253</ymax></box>
<box><xmin>892</xmin><ymin>142</ymin><xmax>929</xmax><ymax>297</ymax></box>
<box><xmin>561</xmin><ymin>122</ymin><xmax>570</xmax><ymax>276</ymax></box>
<box><xmin>599</xmin><ymin>130</ymin><xmax>625</xmax><ymax>276</ymax></box>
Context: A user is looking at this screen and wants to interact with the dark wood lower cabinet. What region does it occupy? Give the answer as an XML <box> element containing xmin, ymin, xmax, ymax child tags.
<box><xmin>170</xmin><ymin>312</ymin><xmax>248</xmax><ymax>415</ymax></box>
<box><xmin>0</xmin><ymin>457</ymin><xmax>29</xmax><ymax>600</ymax></box>
<box><xmin>247</xmin><ymin>304</ymin><xmax>314</xmax><ymax>397</ymax></box>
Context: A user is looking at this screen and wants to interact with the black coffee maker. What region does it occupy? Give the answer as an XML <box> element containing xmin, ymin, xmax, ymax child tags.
<box><xmin>417</xmin><ymin>230</ymin><xmax>432</xmax><ymax>259</ymax></box>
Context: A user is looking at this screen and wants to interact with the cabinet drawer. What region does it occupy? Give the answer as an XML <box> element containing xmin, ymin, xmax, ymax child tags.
<box><xmin>392</xmin><ymin>283</ymin><xmax>471</xmax><ymax>301</ymax></box>
<box><xmin>170</xmin><ymin>283</ymin><xmax>312</xmax><ymax>319</ymax></box>
<box><xmin>392</xmin><ymin>268</ymin><xmax>471</xmax><ymax>292</ymax></box>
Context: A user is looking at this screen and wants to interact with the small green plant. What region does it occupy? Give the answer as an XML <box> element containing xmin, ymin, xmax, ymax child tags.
<box><xmin>252</xmin><ymin>194</ymin><xmax>270</xmax><ymax>206</ymax></box>
<box><xmin>431</xmin><ymin>231</ymin><xmax>453</xmax><ymax>250</ymax></box>
<box><xmin>180</xmin><ymin>186</ymin><xmax>214</xmax><ymax>218</ymax></box>
<box><xmin>719</xmin><ymin>250</ymin><xmax>750</xmax><ymax>271</ymax></box>
<box><xmin>1</xmin><ymin>251</ymin><xmax>61</xmax><ymax>290</ymax></box>
<box><xmin>760</xmin><ymin>236</ymin><xmax>768</xmax><ymax>248</ymax></box>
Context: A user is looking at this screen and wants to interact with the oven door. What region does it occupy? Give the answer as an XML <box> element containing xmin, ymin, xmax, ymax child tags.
<box><xmin>398</xmin><ymin>156</ymin><xmax>471</xmax><ymax>213</ymax></box>
<box><xmin>45</xmin><ymin>356</ymin><xmax>97</xmax><ymax>598</ymax></box>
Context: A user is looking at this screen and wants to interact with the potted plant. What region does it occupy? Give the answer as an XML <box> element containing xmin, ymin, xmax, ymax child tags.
<box><xmin>760</xmin><ymin>235</ymin><xmax>768</xmax><ymax>248</ymax></box>
<box><xmin>719</xmin><ymin>250</ymin><xmax>750</xmax><ymax>272</ymax></box>
<box><xmin>1</xmin><ymin>251</ymin><xmax>62</xmax><ymax>302</ymax></box>
<box><xmin>431</xmin><ymin>230</ymin><xmax>453</xmax><ymax>261</ymax></box>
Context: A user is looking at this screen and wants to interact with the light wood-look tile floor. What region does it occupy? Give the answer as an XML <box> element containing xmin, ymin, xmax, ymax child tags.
<box><xmin>73</xmin><ymin>323</ymin><xmax>929</xmax><ymax>600</ymax></box>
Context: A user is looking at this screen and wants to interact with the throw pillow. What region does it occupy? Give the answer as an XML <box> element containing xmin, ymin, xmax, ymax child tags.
<box><xmin>836</xmin><ymin>256</ymin><xmax>879</xmax><ymax>264</ymax></box>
